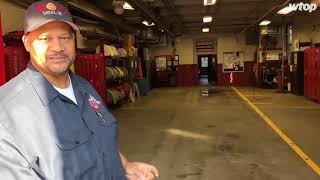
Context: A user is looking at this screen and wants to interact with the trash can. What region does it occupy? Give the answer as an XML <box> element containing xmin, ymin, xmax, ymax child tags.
<box><xmin>137</xmin><ymin>78</ymin><xmax>148</xmax><ymax>96</ymax></box>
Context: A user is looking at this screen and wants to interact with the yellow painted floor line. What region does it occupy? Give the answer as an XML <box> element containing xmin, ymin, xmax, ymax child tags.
<box><xmin>232</xmin><ymin>87</ymin><xmax>320</xmax><ymax>176</ymax></box>
<box><xmin>253</xmin><ymin>102</ymin><xmax>273</xmax><ymax>105</ymax></box>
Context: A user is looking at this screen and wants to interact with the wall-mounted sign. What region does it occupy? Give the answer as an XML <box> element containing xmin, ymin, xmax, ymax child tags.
<box><xmin>223</xmin><ymin>52</ymin><xmax>244</xmax><ymax>72</ymax></box>
<box><xmin>196</xmin><ymin>41</ymin><xmax>214</xmax><ymax>52</ymax></box>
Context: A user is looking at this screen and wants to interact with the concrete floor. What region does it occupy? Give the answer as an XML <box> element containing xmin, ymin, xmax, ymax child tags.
<box><xmin>112</xmin><ymin>86</ymin><xmax>320</xmax><ymax>180</ymax></box>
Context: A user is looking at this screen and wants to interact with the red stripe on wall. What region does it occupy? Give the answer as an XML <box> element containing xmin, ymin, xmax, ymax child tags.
<box><xmin>217</xmin><ymin>61</ymin><xmax>255</xmax><ymax>86</ymax></box>
<box><xmin>177</xmin><ymin>64</ymin><xmax>198</xmax><ymax>86</ymax></box>
<box><xmin>176</xmin><ymin>62</ymin><xmax>255</xmax><ymax>86</ymax></box>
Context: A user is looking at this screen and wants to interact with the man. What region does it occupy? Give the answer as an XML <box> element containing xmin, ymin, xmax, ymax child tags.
<box><xmin>0</xmin><ymin>0</ymin><xmax>159</xmax><ymax>179</ymax></box>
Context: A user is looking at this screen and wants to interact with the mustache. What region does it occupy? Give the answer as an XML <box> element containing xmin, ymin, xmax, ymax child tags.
<box><xmin>46</xmin><ymin>53</ymin><xmax>68</xmax><ymax>58</ymax></box>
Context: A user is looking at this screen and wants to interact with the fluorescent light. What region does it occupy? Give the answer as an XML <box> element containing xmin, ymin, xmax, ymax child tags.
<box><xmin>142</xmin><ymin>21</ymin><xmax>148</xmax><ymax>26</ymax></box>
<box><xmin>204</xmin><ymin>0</ymin><xmax>216</xmax><ymax>6</ymax></box>
<box><xmin>259</xmin><ymin>20</ymin><xmax>271</xmax><ymax>26</ymax></box>
<box><xmin>277</xmin><ymin>6</ymin><xmax>294</xmax><ymax>14</ymax></box>
<box><xmin>123</xmin><ymin>1</ymin><xmax>134</xmax><ymax>10</ymax></box>
<box><xmin>161</xmin><ymin>29</ymin><xmax>164</xmax><ymax>32</ymax></box>
<box><xmin>202</xmin><ymin>28</ymin><xmax>210</xmax><ymax>32</ymax></box>
<box><xmin>142</xmin><ymin>21</ymin><xmax>155</xmax><ymax>26</ymax></box>
<box><xmin>203</xmin><ymin>16</ymin><xmax>212</xmax><ymax>23</ymax></box>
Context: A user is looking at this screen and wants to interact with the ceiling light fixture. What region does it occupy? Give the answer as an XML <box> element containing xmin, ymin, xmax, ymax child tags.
<box><xmin>203</xmin><ymin>16</ymin><xmax>212</xmax><ymax>23</ymax></box>
<box><xmin>123</xmin><ymin>1</ymin><xmax>134</xmax><ymax>10</ymax></box>
<box><xmin>277</xmin><ymin>6</ymin><xmax>294</xmax><ymax>14</ymax></box>
<box><xmin>259</xmin><ymin>20</ymin><xmax>271</xmax><ymax>26</ymax></box>
<box><xmin>204</xmin><ymin>0</ymin><xmax>216</xmax><ymax>6</ymax></box>
<box><xmin>202</xmin><ymin>28</ymin><xmax>210</xmax><ymax>32</ymax></box>
<box><xmin>142</xmin><ymin>21</ymin><xmax>155</xmax><ymax>26</ymax></box>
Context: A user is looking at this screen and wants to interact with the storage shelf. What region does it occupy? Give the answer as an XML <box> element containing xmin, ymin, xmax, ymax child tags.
<box><xmin>259</xmin><ymin>48</ymin><xmax>282</xmax><ymax>51</ymax></box>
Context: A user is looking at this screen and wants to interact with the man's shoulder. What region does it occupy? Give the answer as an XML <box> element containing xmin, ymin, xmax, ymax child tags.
<box><xmin>72</xmin><ymin>73</ymin><xmax>102</xmax><ymax>101</ymax></box>
<box><xmin>0</xmin><ymin>70</ymin><xmax>31</xmax><ymax>108</ymax></box>
<box><xmin>73</xmin><ymin>74</ymin><xmax>90</xmax><ymax>85</ymax></box>
<box><xmin>72</xmin><ymin>74</ymin><xmax>96</xmax><ymax>92</ymax></box>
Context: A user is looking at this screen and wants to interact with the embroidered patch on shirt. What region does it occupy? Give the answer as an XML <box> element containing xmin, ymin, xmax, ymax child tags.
<box><xmin>88</xmin><ymin>95</ymin><xmax>102</xmax><ymax>111</ymax></box>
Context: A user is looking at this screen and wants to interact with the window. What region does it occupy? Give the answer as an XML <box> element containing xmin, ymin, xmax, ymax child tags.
<box><xmin>201</xmin><ymin>57</ymin><xmax>208</xmax><ymax>67</ymax></box>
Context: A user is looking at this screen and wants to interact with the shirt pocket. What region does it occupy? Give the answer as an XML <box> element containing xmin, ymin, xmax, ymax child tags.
<box><xmin>55</xmin><ymin>129</ymin><xmax>100</xmax><ymax>178</ymax></box>
<box><xmin>55</xmin><ymin>129</ymin><xmax>91</xmax><ymax>151</ymax></box>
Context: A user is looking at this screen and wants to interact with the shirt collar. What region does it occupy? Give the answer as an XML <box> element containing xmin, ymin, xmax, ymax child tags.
<box><xmin>27</xmin><ymin>63</ymin><xmax>84</xmax><ymax>106</ymax></box>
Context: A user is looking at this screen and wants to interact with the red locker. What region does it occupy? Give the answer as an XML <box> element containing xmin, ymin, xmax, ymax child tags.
<box><xmin>75</xmin><ymin>54</ymin><xmax>106</xmax><ymax>102</ymax></box>
<box><xmin>304</xmin><ymin>48</ymin><xmax>311</xmax><ymax>98</ymax></box>
<box><xmin>316</xmin><ymin>48</ymin><xmax>320</xmax><ymax>101</ymax></box>
<box><xmin>304</xmin><ymin>48</ymin><xmax>320</xmax><ymax>101</ymax></box>
<box><xmin>93</xmin><ymin>54</ymin><xmax>105</xmax><ymax>101</ymax></box>
<box><xmin>4</xmin><ymin>46</ymin><xmax>29</xmax><ymax>81</ymax></box>
<box><xmin>311</xmin><ymin>48</ymin><xmax>315</xmax><ymax>99</ymax></box>
<box><xmin>0</xmin><ymin>13</ymin><xmax>5</xmax><ymax>86</ymax></box>
<box><xmin>311</xmin><ymin>48</ymin><xmax>318</xmax><ymax>99</ymax></box>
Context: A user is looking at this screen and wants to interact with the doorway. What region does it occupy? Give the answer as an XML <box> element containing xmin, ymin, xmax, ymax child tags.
<box><xmin>198</xmin><ymin>54</ymin><xmax>217</xmax><ymax>85</ymax></box>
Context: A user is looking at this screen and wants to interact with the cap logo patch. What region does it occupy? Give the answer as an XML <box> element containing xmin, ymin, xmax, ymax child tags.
<box><xmin>46</xmin><ymin>3</ymin><xmax>56</xmax><ymax>11</ymax></box>
<box><xmin>34</xmin><ymin>3</ymin><xmax>65</xmax><ymax>16</ymax></box>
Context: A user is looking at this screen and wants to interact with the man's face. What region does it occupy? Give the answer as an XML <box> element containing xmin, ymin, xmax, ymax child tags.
<box><xmin>23</xmin><ymin>21</ymin><xmax>76</xmax><ymax>76</ymax></box>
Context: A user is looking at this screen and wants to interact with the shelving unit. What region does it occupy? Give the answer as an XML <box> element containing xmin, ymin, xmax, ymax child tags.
<box><xmin>105</xmin><ymin>56</ymin><xmax>131</xmax><ymax>105</ymax></box>
<box><xmin>258</xmin><ymin>29</ymin><xmax>289</xmax><ymax>89</ymax></box>
<box><xmin>74</xmin><ymin>32</ymin><xmax>136</xmax><ymax>106</ymax></box>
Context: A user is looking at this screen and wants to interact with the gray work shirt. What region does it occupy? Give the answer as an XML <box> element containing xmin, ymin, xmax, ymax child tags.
<box><xmin>0</xmin><ymin>63</ymin><xmax>126</xmax><ymax>180</ymax></box>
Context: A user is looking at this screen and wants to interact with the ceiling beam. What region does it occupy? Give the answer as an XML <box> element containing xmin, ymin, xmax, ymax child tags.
<box><xmin>65</xmin><ymin>0</ymin><xmax>137</xmax><ymax>33</ymax></box>
<box><xmin>125</xmin><ymin>0</ymin><xmax>175</xmax><ymax>37</ymax></box>
<box><xmin>161</xmin><ymin>0</ymin><xmax>185</xmax><ymax>35</ymax></box>
<box><xmin>239</xmin><ymin>0</ymin><xmax>291</xmax><ymax>33</ymax></box>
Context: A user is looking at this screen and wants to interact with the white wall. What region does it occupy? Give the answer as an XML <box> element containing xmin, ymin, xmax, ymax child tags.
<box><xmin>150</xmin><ymin>33</ymin><xmax>256</xmax><ymax>65</ymax></box>
<box><xmin>216</xmin><ymin>34</ymin><xmax>256</xmax><ymax>64</ymax></box>
<box><xmin>150</xmin><ymin>35</ymin><xmax>194</xmax><ymax>64</ymax></box>
<box><xmin>0</xmin><ymin>0</ymin><xmax>25</xmax><ymax>34</ymax></box>
<box><xmin>175</xmin><ymin>37</ymin><xmax>194</xmax><ymax>64</ymax></box>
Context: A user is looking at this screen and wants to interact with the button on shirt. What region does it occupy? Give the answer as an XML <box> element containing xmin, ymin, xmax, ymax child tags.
<box><xmin>0</xmin><ymin>63</ymin><xmax>126</xmax><ymax>180</ymax></box>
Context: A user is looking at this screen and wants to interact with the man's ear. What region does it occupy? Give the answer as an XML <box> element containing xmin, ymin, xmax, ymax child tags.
<box><xmin>22</xmin><ymin>35</ymin><xmax>31</xmax><ymax>52</ymax></box>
